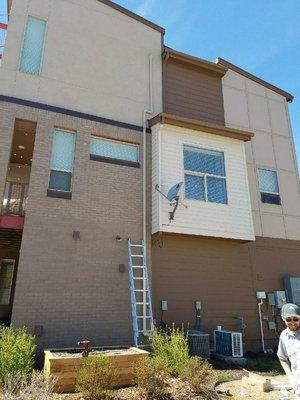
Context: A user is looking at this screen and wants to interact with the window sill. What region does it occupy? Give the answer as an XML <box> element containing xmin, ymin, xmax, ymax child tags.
<box><xmin>47</xmin><ymin>189</ymin><xmax>72</xmax><ymax>200</ymax></box>
<box><xmin>90</xmin><ymin>154</ymin><xmax>140</xmax><ymax>168</ymax></box>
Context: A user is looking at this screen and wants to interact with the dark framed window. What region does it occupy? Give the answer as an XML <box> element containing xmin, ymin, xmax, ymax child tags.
<box><xmin>0</xmin><ymin>259</ymin><xmax>15</xmax><ymax>305</ymax></box>
<box><xmin>184</xmin><ymin>146</ymin><xmax>227</xmax><ymax>204</ymax></box>
<box><xmin>48</xmin><ymin>130</ymin><xmax>76</xmax><ymax>196</ymax></box>
<box><xmin>258</xmin><ymin>168</ymin><xmax>281</xmax><ymax>205</ymax></box>
<box><xmin>90</xmin><ymin>136</ymin><xmax>139</xmax><ymax>167</ymax></box>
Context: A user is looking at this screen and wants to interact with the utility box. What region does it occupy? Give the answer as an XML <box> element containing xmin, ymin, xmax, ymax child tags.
<box><xmin>284</xmin><ymin>277</ymin><xmax>300</xmax><ymax>305</ymax></box>
<box><xmin>267</xmin><ymin>292</ymin><xmax>276</xmax><ymax>306</ymax></box>
<box><xmin>188</xmin><ymin>331</ymin><xmax>210</xmax><ymax>359</ymax></box>
<box><xmin>274</xmin><ymin>291</ymin><xmax>287</xmax><ymax>308</ymax></box>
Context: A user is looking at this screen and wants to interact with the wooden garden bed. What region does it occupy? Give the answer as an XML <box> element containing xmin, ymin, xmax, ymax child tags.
<box><xmin>44</xmin><ymin>346</ymin><xmax>149</xmax><ymax>393</ymax></box>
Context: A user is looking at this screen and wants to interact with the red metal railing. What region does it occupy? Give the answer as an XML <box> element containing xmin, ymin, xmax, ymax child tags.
<box><xmin>0</xmin><ymin>22</ymin><xmax>8</xmax><ymax>61</ymax></box>
<box><xmin>2</xmin><ymin>182</ymin><xmax>28</xmax><ymax>216</ymax></box>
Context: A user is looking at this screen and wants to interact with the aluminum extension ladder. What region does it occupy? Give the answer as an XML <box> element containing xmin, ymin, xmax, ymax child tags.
<box><xmin>128</xmin><ymin>238</ymin><xmax>154</xmax><ymax>347</ymax></box>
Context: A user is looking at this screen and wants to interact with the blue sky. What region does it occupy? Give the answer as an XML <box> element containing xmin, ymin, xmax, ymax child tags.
<box><xmin>1</xmin><ymin>0</ymin><xmax>299</xmax><ymax>168</ymax></box>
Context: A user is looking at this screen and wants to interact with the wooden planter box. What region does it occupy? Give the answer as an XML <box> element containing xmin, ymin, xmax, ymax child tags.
<box><xmin>44</xmin><ymin>347</ymin><xmax>149</xmax><ymax>393</ymax></box>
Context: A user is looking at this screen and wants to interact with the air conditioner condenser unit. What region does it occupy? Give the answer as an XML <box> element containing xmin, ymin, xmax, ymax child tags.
<box><xmin>214</xmin><ymin>330</ymin><xmax>243</xmax><ymax>358</ymax></box>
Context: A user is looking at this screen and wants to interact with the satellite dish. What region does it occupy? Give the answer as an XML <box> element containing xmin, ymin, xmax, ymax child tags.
<box><xmin>167</xmin><ymin>182</ymin><xmax>183</xmax><ymax>202</ymax></box>
<box><xmin>155</xmin><ymin>182</ymin><xmax>187</xmax><ymax>223</ymax></box>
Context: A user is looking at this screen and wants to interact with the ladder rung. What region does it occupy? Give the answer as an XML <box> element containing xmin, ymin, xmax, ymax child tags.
<box><xmin>132</xmin><ymin>266</ymin><xmax>145</xmax><ymax>268</ymax></box>
<box><xmin>134</xmin><ymin>277</ymin><xmax>146</xmax><ymax>280</ymax></box>
<box><xmin>137</xmin><ymin>316</ymin><xmax>152</xmax><ymax>319</ymax></box>
<box><xmin>130</xmin><ymin>244</ymin><xmax>143</xmax><ymax>247</ymax></box>
<box><xmin>134</xmin><ymin>289</ymin><xmax>148</xmax><ymax>292</ymax></box>
<box><xmin>136</xmin><ymin>302</ymin><xmax>150</xmax><ymax>305</ymax></box>
<box><xmin>131</xmin><ymin>255</ymin><xmax>143</xmax><ymax>257</ymax></box>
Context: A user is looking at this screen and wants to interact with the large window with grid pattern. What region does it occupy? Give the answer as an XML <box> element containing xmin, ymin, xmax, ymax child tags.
<box><xmin>258</xmin><ymin>168</ymin><xmax>281</xmax><ymax>205</ymax></box>
<box><xmin>20</xmin><ymin>16</ymin><xmax>47</xmax><ymax>75</ymax></box>
<box><xmin>184</xmin><ymin>145</ymin><xmax>228</xmax><ymax>204</ymax></box>
<box><xmin>48</xmin><ymin>130</ymin><xmax>76</xmax><ymax>194</ymax></box>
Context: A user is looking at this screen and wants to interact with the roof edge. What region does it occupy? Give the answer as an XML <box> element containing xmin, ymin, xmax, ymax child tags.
<box><xmin>97</xmin><ymin>0</ymin><xmax>165</xmax><ymax>34</ymax></box>
<box><xmin>149</xmin><ymin>113</ymin><xmax>254</xmax><ymax>142</ymax></box>
<box><xmin>164</xmin><ymin>47</ymin><xmax>227</xmax><ymax>76</ymax></box>
<box><xmin>216</xmin><ymin>57</ymin><xmax>293</xmax><ymax>102</ymax></box>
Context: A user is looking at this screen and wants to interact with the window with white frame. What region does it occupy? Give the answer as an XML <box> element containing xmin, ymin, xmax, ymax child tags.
<box><xmin>258</xmin><ymin>168</ymin><xmax>281</xmax><ymax>205</ymax></box>
<box><xmin>0</xmin><ymin>259</ymin><xmax>15</xmax><ymax>305</ymax></box>
<box><xmin>90</xmin><ymin>136</ymin><xmax>139</xmax><ymax>167</ymax></box>
<box><xmin>183</xmin><ymin>146</ymin><xmax>228</xmax><ymax>204</ymax></box>
<box><xmin>48</xmin><ymin>130</ymin><xmax>76</xmax><ymax>194</ymax></box>
<box><xmin>20</xmin><ymin>16</ymin><xmax>47</xmax><ymax>75</ymax></box>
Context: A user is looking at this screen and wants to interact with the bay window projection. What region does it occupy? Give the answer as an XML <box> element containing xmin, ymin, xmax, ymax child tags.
<box><xmin>184</xmin><ymin>146</ymin><xmax>227</xmax><ymax>204</ymax></box>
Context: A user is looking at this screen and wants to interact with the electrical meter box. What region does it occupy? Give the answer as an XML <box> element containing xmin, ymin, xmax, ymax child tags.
<box><xmin>256</xmin><ymin>291</ymin><xmax>266</xmax><ymax>299</ymax></box>
<box><xmin>195</xmin><ymin>300</ymin><xmax>202</xmax><ymax>310</ymax></box>
<box><xmin>267</xmin><ymin>292</ymin><xmax>276</xmax><ymax>306</ymax></box>
<box><xmin>274</xmin><ymin>291</ymin><xmax>287</xmax><ymax>308</ymax></box>
<box><xmin>284</xmin><ymin>277</ymin><xmax>300</xmax><ymax>305</ymax></box>
<box><xmin>161</xmin><ymin>300</ymin><xmax>168</xmax><ymax>311</ymax></box>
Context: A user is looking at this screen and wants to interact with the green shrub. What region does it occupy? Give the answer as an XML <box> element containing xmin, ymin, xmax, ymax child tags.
<box><xmin>1</xmin><ymin>371</ymin><xmax>55</xmax><ymax>400</ymax></box>
<box><xmin>134</xmin><ymin>356</ymin><xmax>169</xmax><ymax>400</ymax></box>
<box><xmin>75</xmin><ymin>355</ymin><xmax>116</xmax><ymax>400</ymax></box>
<box><xmin>180</xmin><ymin>356</ymin><xmax>217</xmax><ymax>397</ymax></box>
<box><xmin>0</xmin><ymin>326</ymin><xmax>36</xmax><ymax>384</ymax></box>
<box><xmin>150</xmin><ymin>327</ymin><xmax>189</xmax><ymax>376</ymax></box>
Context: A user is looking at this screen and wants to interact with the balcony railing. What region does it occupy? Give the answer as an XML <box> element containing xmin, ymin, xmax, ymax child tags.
<box><xmin>2</xmin><ymin>182</ymin><xmax>28</xmax><ymax>216</ymax></box>
<box><xmin>0</xmin><ymin>22</ymin><xmax>8</xmax><ymax>63</ymax></box>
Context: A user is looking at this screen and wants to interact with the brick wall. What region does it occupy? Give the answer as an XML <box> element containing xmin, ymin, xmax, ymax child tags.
<box><xmin>152</xmin><ymin>233</ymin><xmax>300</xmax><ymax>352</ymax></box>
<box><xmin>0</xmin><ymin>101</ymin><xmax>151</xmax><ymax>351</ymax></box>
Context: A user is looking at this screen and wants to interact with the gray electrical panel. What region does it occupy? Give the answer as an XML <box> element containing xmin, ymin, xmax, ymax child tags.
<box><xmin>267</xmin><ymin>292</ymin><xmax>276</xmax><ymax>306</ymax></box>
<box><xmin>274</xmin><ymin>291</ymin><xmax>287</xmax><ymax>308</ymax></box>
<box><xmin>284</xmin><ymin>277</ymin><xmax>300</xmax><ymax>305</ymax></box>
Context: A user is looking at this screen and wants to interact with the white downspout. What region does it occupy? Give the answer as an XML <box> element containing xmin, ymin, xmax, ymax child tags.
<box><xmin>258</xmin><ymin>299</ymin><xmax>266</xmax><ymax>353</ymax></box>
<box><xmin>142</xmin><ymin>55</ymin><xmax>154</xmax><ymax>332</ymax></box>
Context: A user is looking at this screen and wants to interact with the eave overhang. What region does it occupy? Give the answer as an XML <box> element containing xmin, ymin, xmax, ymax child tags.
<box><xmin>149</xmin><ymin>113</ymin><xmax>254</xmax><ymax>142</ymax></box>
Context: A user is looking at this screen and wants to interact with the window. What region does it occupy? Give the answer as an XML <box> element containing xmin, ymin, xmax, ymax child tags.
<box><xmin>258</xmin><ymin>168</ymin><xmax>281</xmax><ymax>205</ymax></box>
<box><xmin>184</xmin><ymin>146</ymin><xmax>227</xmax><ymax>204</ymax></box>
<box><xmin>90</xmin><ymin>136</ymin><xmax>139</xmax><ymax>167</ymax></box>
<box><xmin>48</xmin><ymin>130</ymin><xmax>76</xmax><ymax>197</ymax></box>
<box><xmin>0</xmin><ymin>259</ymin><xmax>15</xmax><ymax>305</ymax></box>
<box><xmin>20</xmin><ymin>16</ymin><xmax>47</xmax><ymax>75</ymax></box>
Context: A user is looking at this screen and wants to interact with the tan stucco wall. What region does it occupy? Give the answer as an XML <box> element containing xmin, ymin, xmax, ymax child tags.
<box><xmin>222</xmin><ymin>70</ymin><xmax>300</xmax><ymax>240</ymax></box>
<box><xmin>1</xmin><ymin>0</ymin><xmax>163</xmax><ymax>126</ymax></box>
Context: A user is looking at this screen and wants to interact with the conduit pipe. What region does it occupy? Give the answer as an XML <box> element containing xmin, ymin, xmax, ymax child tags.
<box><xmin>142</xmin><ymin>55</ymin><xmax>154</xmax><ymax>253</ymax></box>
<box><xmin>142</xmin><ymin>55</ymin><xmax>154</xmax><ymax>332</ymax></box>
<box><xmin>258</xmin><ymin>299</ymin><xmax>266</xmax><ymax>353</ymax></box>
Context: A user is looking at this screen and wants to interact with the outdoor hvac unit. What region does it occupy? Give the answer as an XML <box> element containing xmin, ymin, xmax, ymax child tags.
<box><xmin>188</xmin><ymin>331</ymin><xmax>210</xmax><ymax>359</ymax></box>
<box><xmin>214</xmin><ymin>330</ymin><xmax>243</xmax><ymax>358</ymax></box>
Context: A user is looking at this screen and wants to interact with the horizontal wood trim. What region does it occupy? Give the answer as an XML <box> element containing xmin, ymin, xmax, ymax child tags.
<box><xmin>164</xmin><ymin>47</ymin><xmax>227</xmax><ymax>76</ymax></box>
<box><xmin>217</xmin><ymin>58</ymin><xmax>294</xmax><ymax>102</ymax></box>
<box><xmin>90</xmin><ymin>154</ymin><xmax>140</xmax><ymax>168</ymax></box>
<box><xmin>149</xmin><ymin>113</ymin><xmax>254</xmax><ymax>142</ymax></box>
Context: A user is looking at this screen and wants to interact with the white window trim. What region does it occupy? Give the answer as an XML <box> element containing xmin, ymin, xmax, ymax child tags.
<box><xmin>0</xmin><ymin>259</ymin><xmax>15</xmax><ymax>305</ymax></box>
<box><xmin>182</xmin><ymin>144</ymin><xmax>228</xmax><ymax>205</ymax></box>
<box><xmin>90</xmin><ymin>135</ymin><xmax>140</xmax><ymax>163</ymax></box>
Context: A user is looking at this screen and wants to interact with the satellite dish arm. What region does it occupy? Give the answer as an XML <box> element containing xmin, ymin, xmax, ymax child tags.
<box><xmin>155</xmin><ymin>184</ymin><xmax>170</xmax><ymax>202</ymax></box>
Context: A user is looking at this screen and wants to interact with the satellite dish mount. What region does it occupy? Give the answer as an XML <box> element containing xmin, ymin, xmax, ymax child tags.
<box><xmin>155</xmin><ymin>182</ymin><xmax>187</xmax><ymax>223</ymax></box>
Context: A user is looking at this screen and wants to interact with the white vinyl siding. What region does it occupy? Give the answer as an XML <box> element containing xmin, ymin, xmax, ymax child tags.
<box><xmin>152</xmin><ymin>123</ymin><xmax>254</xmax><ymax>241</ymax></box>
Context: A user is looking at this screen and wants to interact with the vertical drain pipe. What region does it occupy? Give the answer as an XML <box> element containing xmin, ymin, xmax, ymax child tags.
<box><xmin>142</xmin><ymin>55</ymin><xmax>154</xmax><ymax>332</ymax></box>
<box><xmin>258</xmin><ymin>299</ymin><xmax>266</xmax><ymax>353</ymax></box>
